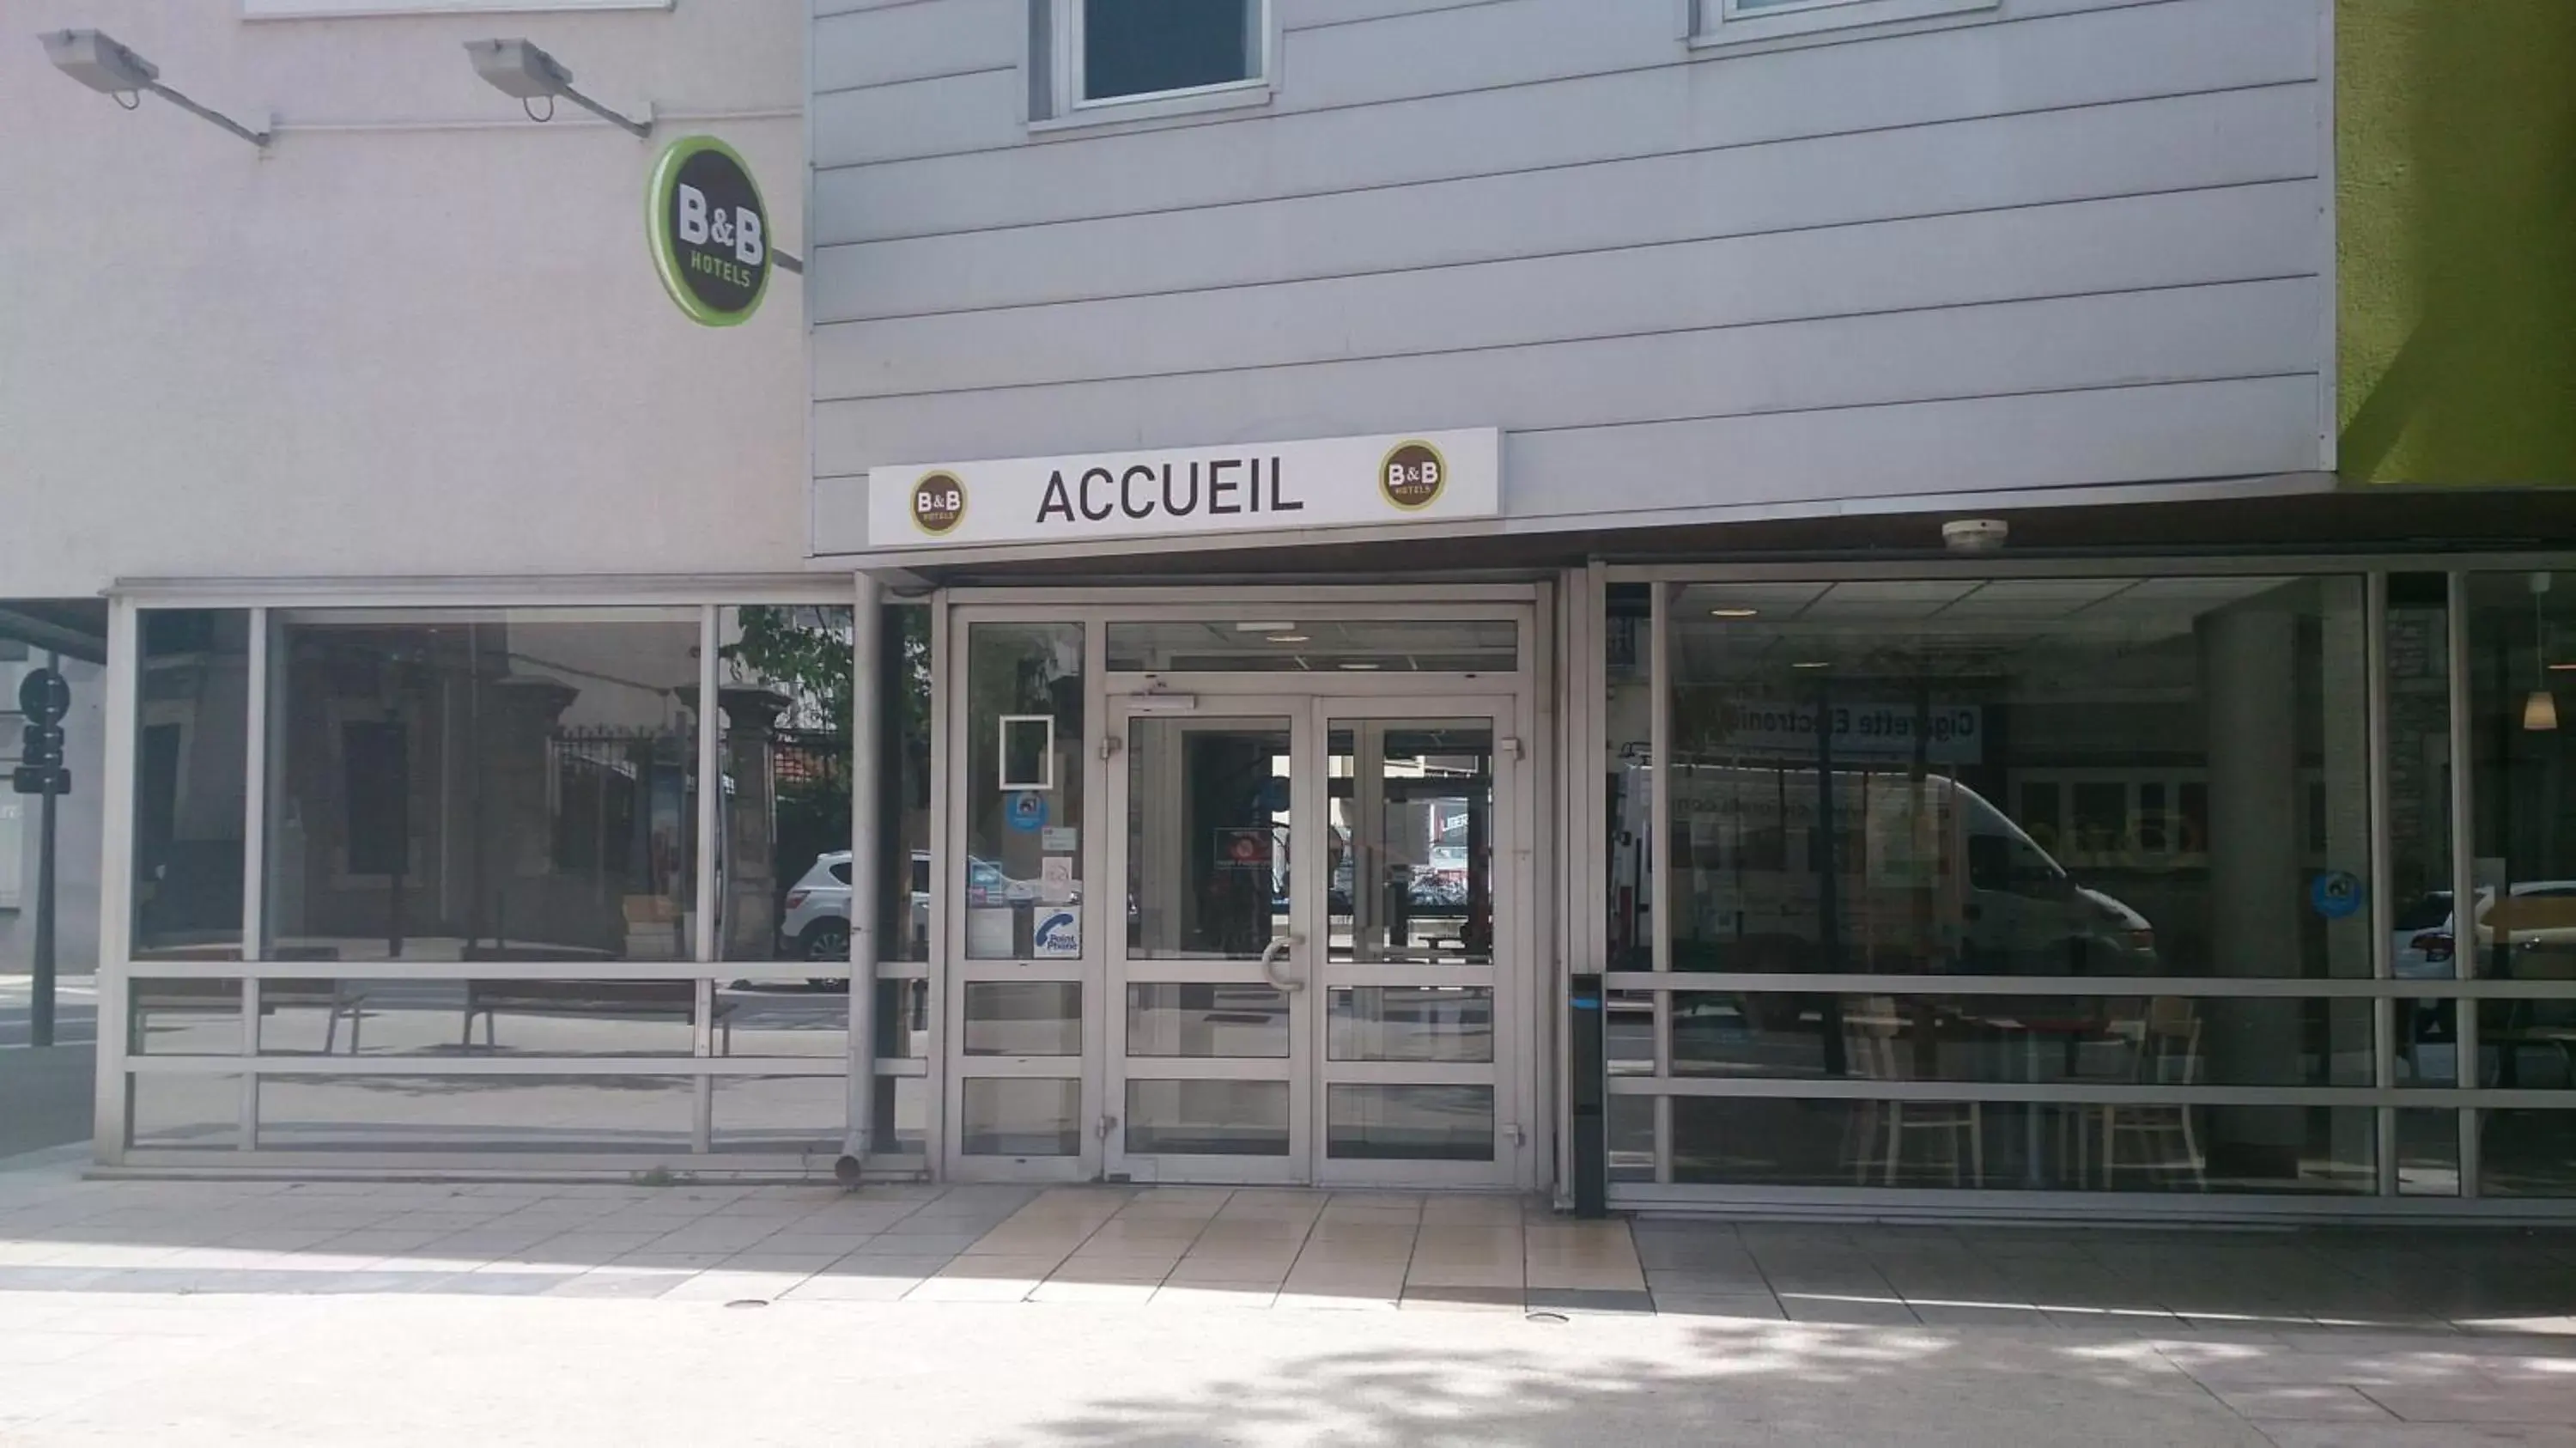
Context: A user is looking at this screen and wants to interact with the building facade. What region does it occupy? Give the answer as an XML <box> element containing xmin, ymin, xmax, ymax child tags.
<box><xmin>4</xmin><ymin>0</ymin><xmax>2571</xmax><ymax>1215</ymax></box>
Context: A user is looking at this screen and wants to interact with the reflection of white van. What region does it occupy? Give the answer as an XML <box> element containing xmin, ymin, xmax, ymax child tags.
<box><xmin>1667</xmin><ymin>765</ymin><xmax>2158</xmax><ymax>974</ymax></box>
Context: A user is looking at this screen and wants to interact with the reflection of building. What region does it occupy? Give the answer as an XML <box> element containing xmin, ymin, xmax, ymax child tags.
<box><xmin>4</xmin><ymin>0</ymin><xmax>2572</xmax><ymax>1212</ymax></box>
<box><xmin>259</xmin><ymin>621</ymin><xmax>699</xmax><ymax>964</ymax></box>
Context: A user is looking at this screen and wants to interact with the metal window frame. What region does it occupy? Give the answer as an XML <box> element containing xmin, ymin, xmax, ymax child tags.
<box><xmin>1685</xmin><ymin>0</ymin><xmax>2001</xmax><ymax>49</ymax></box>
<box><xmin>1054</xmin><ymin>0</ymin><xmax>1275</xmax><ymax>114</ymax></box>
<box><xmin>1590</xmin><ymin>552</ymin><xmax>2576</xmax><ymax>1218</ymax></box>
<box><xmin>97</xmin><ymin>576</ymin><xmax>874</xmax><ymax>1177</ymax></box>
<box><xmin>934</xmin><ymin>588</ymin><xmax>1546</xmax><ymax>1187</ymax></box>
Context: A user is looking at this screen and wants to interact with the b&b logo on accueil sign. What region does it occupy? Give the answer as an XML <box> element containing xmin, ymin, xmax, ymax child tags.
<box><xmin>871</xmin><ymin>429</ymin><xmax>1500</xmax><ymax>549</ymax></box>
<box><xmin>647</xmin><ymin>136</ymin><xmax>772</xmax><ymax>327</ymax></box>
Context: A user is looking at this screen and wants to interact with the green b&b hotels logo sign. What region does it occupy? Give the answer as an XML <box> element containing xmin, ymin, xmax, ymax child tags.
<box><xmin>647</xmin><ymin>135</ymin><xmax>773</xmax><ymax>327</ymax></box>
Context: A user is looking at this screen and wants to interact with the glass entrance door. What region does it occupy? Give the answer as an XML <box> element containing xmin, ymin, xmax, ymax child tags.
<box><xmin>1316</xmin><ymin>714</ymin><xmax>1509</xmax><ymax>1185</ymax></box>
<box><xmin>1103</xmin><ymin>696</ymin><xmax>1517</xmax><ymax>1186</ymax></box>
<box><xmin>1106</xmin><ymin>706</ymin><xmax>1309</xmax><ymax>1183</ymax></box>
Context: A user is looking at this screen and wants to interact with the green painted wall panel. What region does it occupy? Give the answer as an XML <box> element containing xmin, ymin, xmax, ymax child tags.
<box><xmin>2337</xmin><ymin>0</ymin><xmax>2576</xmax><ymax>487</ymax></box>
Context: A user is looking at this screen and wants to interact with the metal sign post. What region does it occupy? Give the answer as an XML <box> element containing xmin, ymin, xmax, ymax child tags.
<box><xmin>15</xmin><ymin>664</ymin><xmax>73</xmax><ymax>1049</ymax></box>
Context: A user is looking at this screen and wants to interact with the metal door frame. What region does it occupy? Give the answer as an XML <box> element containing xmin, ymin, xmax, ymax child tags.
<box><xmin>937</xmin><ymin>590</ymin><xmax>1546</xmax><ymax>1189</ymax></box>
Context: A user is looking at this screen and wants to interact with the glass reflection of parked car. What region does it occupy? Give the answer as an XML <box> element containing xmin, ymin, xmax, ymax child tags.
<box><xmin>781</xmin><ymin>850</ymin><xmax>1045</xmax><ymax>979</ymax></box>
<box><xmin>2397</xmin><ymin>882</ymin><xmax>2576</xmax><ymax>977</ymax></box>
<box><xmin>1663</xmin><ymin>765</ymin><xmax>2158</xmax><ymax>975</ymax></box>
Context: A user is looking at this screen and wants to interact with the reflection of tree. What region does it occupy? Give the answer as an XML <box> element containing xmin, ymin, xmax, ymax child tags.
<box><xmin>723</xmin><ymin>605</ymin><xmax>856</xmax><ymax>734</ymax></box>
<box><xmin>717</xmin><ymin>604</ymin><xmax>939</xmax><ymax>949</ymax></box>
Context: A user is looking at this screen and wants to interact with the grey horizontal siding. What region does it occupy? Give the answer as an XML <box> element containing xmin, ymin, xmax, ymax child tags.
<box><xmin>814</xmin><ymin>0</ymin><xmax>1019</xmax><ymax>93</ymax></box>
<box><xmin>805</xmin><ymin>0</ymin><xmax>2332</xmax><ymax>555</ymax></box>
<box><xmin>814</xmin><ymin>183</ymin><xmax>2318</xmax><ymax>399</ymax></box>
<box><xmin>1499</xmin><ymin>377</ymin><xmax>2325</xmax><ymax>516</ymax></box>
<box><xmin>811</xmin><ymin>85</ymin><xmax>2315</xmax><ymax>325</ymax></box>
<box><xmin>813</xmin><ymin>276</ymin><xmax>2319</xmax><ymax>464</ymax></box>
<box><xmin>813</xmin><ymin>0</ymin><xmax>2312</xmax><ymax>221</ymax></box>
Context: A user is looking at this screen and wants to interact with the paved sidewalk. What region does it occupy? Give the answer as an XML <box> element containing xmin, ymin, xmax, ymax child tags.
<box><xmin>2</xmin><ymin>1159</ymin><xmax>2573</xmax><ymax>1444</ymax></box>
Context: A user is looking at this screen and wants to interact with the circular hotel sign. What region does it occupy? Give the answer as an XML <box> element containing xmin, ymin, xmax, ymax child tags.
<box><xmin>1380</xmin><ymin>441</ymin><xmax>1447</xmax><ymax>511</ymax></box>
<box><xmin>647</xmin><ymin>136</ymin><xmax>773</xmax><ymax>327</ymax></box>
<box><xmin>912</xmin><ymin>472</ymin><xmax>968</xmax><ymax>536</ymax></box>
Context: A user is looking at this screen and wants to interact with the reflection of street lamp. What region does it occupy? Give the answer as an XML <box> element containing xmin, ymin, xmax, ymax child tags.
<box><xmin>2526</xmin><ymin>575</ymin><xmax>2560</xmax><ymax>732</ymax></box>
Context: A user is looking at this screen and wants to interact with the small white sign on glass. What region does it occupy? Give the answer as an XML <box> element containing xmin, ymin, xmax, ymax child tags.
<box><xmin>999</xmin><ymin>715</ymin><xmax>1054</xmax><ymax>791</ymax></box>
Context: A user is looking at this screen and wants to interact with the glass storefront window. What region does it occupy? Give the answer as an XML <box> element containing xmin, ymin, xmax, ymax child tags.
<box><xmin>1666</xmin><ymin>992</ymin><xmax>2372</xmax><ymax>1087</ymax></box>
<box><xmin>1666</xmin><ymin>576</ymin><xmax>2372</xmax><ymax>980</ymax></box>
<box><xmin>715</xmin><ymin>605</ymin><xmax>854</xmax><ymax>965</ymax></box>
<box><xmin>262</xmin><ymin>611</ymin><xmax>702</xmax><ymax>964</ymax></box>
<box><xmin>2464</xmin><ymin>571</ymin><xmax>2576</xmax><ymax>1195</ymax></box>
<box><xmin>126</xmin><ymin>978</ymin><xmax>242</xmax><ymax>1055</ymax></box>
<box><xmin>254</xmin><ymin>1074</ymin><xmax>694</xmax><ymax>1153</ymax></box>
<box><xmin>133</xmin><ymin>609</ymin><xmax>250</xmax><ymax>960</ymax></box>
<box><xmin>1606</xmin><ymin>583</ymin><xmax>1652</xmax><ymax>970</ymax></box>
<box><xmin>256</xmin><ymin>977</ymin><xmax>698</xmax><ymax>1056</ymax></box>
<box><xmin>713</xmin><ymin>1075</ymin><xmax>845</xmax><ymax>1155</ymax></box>
<box><xmin>1669</xmin><ymin>1098</ymin><xmax>2377</xmax><ymax>1193</ymax></box>
<box><xmin>964</xmin><ymin>624</ymin><xmax>1084</xmax><ymax>960</ymax></box>
<box><xmin>128</xmin><ymin>1074</ymin><xmax>238</xmax><ymax>1151</ymax></box>
<box><xmin>879</xmin><ymin>605</ymin><xmax>934</xmax><ymax>964</ymax></box>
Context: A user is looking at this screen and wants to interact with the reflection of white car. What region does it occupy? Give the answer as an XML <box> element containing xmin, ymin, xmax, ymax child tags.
<box><xmin>2400</xmin><ymin>881</ymin><xmax>2576</xmax><ymax>977</ymax></box>
<box><xmin>781</xmin><ymin>852</ymin><xmax>855</xmax><ymax>964</ymax></box>
<box><xmin>784</xmin><ymin>850</ymin><xmax>1057</xmax><ymax>967</ymax></box>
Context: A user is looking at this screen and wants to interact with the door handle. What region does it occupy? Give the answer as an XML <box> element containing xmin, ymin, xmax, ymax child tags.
<box><xmin>1261</xmin><ymin>935</ymin><xmax>1307</xmax><ymax>992</ymax></box>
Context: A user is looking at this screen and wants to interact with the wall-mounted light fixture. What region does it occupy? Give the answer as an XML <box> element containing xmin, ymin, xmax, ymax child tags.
<box><xmin>465</xmin><ymin>39</ymin><xmax>652</xmax><ymax>138</ymax></box>
<box><xmin>42</xmin><ymin>29</ymin><xmax>270</xmax><ymax>149</ymax></box>
<box><xmin>2526</xmin><ymin>573</ymin><xmax>2560</xmax><ymax>733</ymax></box>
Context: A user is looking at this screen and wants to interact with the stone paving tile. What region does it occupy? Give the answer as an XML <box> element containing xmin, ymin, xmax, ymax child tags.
<box><xmin>1647</xmin><ymin>1291</ymin><xmax>1789</xmax><ymax>1319</ymax></box>
<box><xmin>533</xmin><ymin>1269</ymin><xmax>689</xmax><ymax>1299</ymax></box>
<box><xmin>2212</xmin><ymin>1384</ymin><xmax>2401</xmax><ymax>1421</ymax></box>
<box><xmin>2254</xmin><ymin>1427</ymin><xmax>2576</xmax><ymax>1447</ymax></box>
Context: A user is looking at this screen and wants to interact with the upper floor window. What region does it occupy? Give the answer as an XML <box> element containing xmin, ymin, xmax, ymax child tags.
<box><xmin>1692</xmin><ymin>0</ymin><xmax>1999</xmax><ymax>46</ymax></box>
<box><xmin>1034</xmin><ymin>0</ymin><xmax>1269</xmax><ymax>124</ymax></box>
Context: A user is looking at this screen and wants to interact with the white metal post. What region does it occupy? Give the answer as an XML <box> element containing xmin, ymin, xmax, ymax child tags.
<box><xmin>2446</xmin><ymin>572</ymin><xmax>2479</xmax><ymax>1195</ymax></box>
<box><xmin>2365</xmin><ymin>574</ymin><xmax>2398</xmax><ymax>1195</ymax></box>
<box><xmin>694</xmin><ymin>604</ymin><xmax>720</xmax><ymax>1153</ymax></box>
<box><xmin>847</xmin><ymin>574</ymin><xmax>884</xmax><ymax>1158</ymax></box>
<box><xmin>93</xmin><ymin>598</ymin><xmax>140</xmax><ymax>1164</ymax></box>
<box><xmin>239</xmin><ymin>606</ymin><xmax>270</xmax><ymax>1148</ymax></box>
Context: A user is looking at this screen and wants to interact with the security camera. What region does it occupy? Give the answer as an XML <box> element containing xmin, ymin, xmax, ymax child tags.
<box><xmin>1942</xmin><ymin>519</ymin><xmax>2009</xmax><ymax>554</ymax></box>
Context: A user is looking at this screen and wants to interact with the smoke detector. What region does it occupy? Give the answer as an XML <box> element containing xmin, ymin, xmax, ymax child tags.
<box><xmin>1941</xmin><ymin>519</ymin><xmax>2009</xmax><ymax>554</ymax></box>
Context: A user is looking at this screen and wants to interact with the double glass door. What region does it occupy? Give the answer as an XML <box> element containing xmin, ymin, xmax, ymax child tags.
<box><xmin>1105</xmin><ymin>696</ymin><xmax>1518</xmax><ymax>1185</ymax></box>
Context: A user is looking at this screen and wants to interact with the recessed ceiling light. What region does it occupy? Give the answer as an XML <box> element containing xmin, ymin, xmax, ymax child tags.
<box><xmin>1338</xmin><ymin>662</ymin><xmax>1381</xmax><ymax>671</ymax></box>
<box><xmin>1269</xmin><ymin>634</ymin><xmax>1310</xmax><ymax>644</ymax></box>
<box><xmin>1234</xmin><ymin>621</ymin><xmax>1296</xmax><ymax>633</ymax></box>
<box><xmin>1709</xmin><ymin>607</ymin><xmax>1760</xmax><ymax>618</ymax></box>
<box><xmin>2553</xmin><ymin>661</ymin><xmax>2576</xmax><ymax>672</ymax></box>
<box><xmin>1791</xmin><ymin>661</ymin><xmax>1832</xmax><ymax>670</ymax></box>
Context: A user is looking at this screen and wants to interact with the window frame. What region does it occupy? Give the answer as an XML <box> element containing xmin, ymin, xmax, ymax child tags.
<box><xmin>1689</xmin><ymin>0</ymin><xmax>2001</xmax><ymax>49</ymax></box>
<box><xmin>1036</xmin><ymin>0</ymin><xmax>1276</xmax><ymax>130</ymax></box>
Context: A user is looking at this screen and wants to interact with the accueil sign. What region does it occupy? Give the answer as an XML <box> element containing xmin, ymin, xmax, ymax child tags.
<box><xmin>869</xmin><ymin>429</ymin><xmax>1500</xmax><ymax>549</ymax></box>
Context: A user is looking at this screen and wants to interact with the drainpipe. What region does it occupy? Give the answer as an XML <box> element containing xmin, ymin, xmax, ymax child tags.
<box><xmin>843</xmin><ymin>575</ymin><xmax>884</xmax><ymax>1172</ymax></box>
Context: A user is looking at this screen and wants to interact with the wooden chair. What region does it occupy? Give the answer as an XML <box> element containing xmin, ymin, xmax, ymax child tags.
<box><xmin>2100</xmin><ymin>997</ymin><xmax>2205</xmax><ymax>1189</ymax></box>
<box><xmin>1843</xmin><ymin>996</ymin><xmax>1984</xmax><ymax>1187</ymax></box>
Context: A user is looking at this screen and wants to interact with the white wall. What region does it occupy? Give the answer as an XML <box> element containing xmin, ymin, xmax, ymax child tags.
<box><xmin>0</xmin><ymin>1</ymin><xmax>811</xmax><ymax>598</ymax></box>
<box><xmin>806</xmin><ymin>0</ymin><xmax>2335</xmax><ymax>557</ymax></box>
